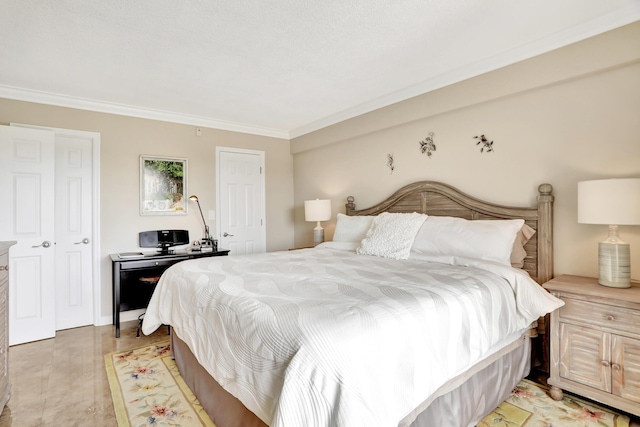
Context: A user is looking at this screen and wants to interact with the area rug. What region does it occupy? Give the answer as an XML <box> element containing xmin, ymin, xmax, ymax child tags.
<box><xmin>105</xmin><ymin>340</ymin><xmax>215</xmax><ymax>427</ymax></box>
<box><xmin>479</xmin><ymin>378</ymin><xmax>630</xmax><ymax>427</ymax></box>
<box><xmin>106</xmin><ymin>342</ymin><xmax>630</xmax><ymax>427</ymax></box>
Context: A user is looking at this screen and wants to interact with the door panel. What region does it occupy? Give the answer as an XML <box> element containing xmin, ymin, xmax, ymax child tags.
<box><xmin>0</xmin><ymin>125</ymin><xmax>56</xmax><ymax>345</ymax></box>
<box><xmin>13</xmin><ymin>174</ymin><xmax>42</xmax><ymax>235</ymax></box>
<box><xmin>612</xmin><ymin>335</ymin><xmax>640</xmax><ymax>403</ymax></box>
<box><xmin>217</xmin><ymin>149</ymin><xmax>265</xmax><ymax>255</ymax></box>
<box><xmin>54</xmin><ymin>133</ymin><xmax>94</xmax><ymax>330</ymax></box>
<box><xmin>559</xmin><ymin>322</ymin><xmax>611</xmax><ymax>392</ymax></box>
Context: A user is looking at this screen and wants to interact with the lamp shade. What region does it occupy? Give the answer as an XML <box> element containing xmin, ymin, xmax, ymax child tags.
<box><xmin>578</xmin><ymin>178</ymin><xmax>640</xmax><ymax>225</ymax></box>
<box><xmin>304</xmin><ymin>199</ymin><xmax>331</xmax><ymax>222</ymax></box>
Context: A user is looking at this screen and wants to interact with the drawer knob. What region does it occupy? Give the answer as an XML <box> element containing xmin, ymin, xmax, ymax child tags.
<box><xmin>601</xmin><ymin>360</ymin><xmax>610</xmax><ymax>368</ymax></box>
<box><xmin>603</xmin><ymin>315</ymin><xmax>614</xmax><ymax>321</ymax></box>
<box><xmin>612</xmin><ymin>363</ymin><xmax>621</xmax><ymax>371</ymax></box>
<box><xmin>0</xmin><ymin>266</ymin><xmax>7</xmax><ymax>272</ymax></box>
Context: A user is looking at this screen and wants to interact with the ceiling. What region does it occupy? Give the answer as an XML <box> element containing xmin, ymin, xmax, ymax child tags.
<box><xmin>1</xmin><ymin>1</ymin><xmax>638</xmax><ymax>139</ymax></box>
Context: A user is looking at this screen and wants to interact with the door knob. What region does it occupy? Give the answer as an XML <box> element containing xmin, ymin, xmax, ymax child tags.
<box><xmin>74</xmin><ymin>238</ymin><xmax>90</xmax><ymax>245</ymax></box>
<box><xmin>223</xmin><ymin>232</ymin><xmax>234</xmax><ymax>237</ymax></box>
<box><xmin>32</xmin><ymin>240</ymin><xmax>52</xmax><ymax>248</ymax></box>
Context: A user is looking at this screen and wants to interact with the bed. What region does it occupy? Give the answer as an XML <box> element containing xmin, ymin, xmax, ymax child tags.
<box><xmin>142</xmin><ymin>181</ymin><xmax>563</xmax><ymax>427</ymax></box>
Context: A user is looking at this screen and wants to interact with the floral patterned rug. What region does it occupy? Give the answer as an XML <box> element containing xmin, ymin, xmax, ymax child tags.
<box><xmin>479</xmin><ymin>378</ymin><xmax>630</xmax><ymax>427</ymax></box>
<box><xmin>105</xmin><ymin>340</ymin><xmax>215</xmax><ymax>427</ymax></box>
<box><xmin>106</xmin><ymin>342</ymin><xmax>630</xmax><ymax>427</ymax></box>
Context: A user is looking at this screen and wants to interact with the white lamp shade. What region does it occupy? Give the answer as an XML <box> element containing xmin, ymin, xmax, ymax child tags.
<box><xmin>305</xmin><ymin>199</ymin><xmax>332</xmax><ymax>222</ymax></box>
<box><xmin>578</xmin><ymin>178</ymin><xmax>640</xmax><ymax>225</ymax></box>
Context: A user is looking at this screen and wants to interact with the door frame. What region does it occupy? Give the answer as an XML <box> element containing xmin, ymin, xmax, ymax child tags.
<box><xmin>10</xmin><ymin>123</ymin><xmax>101</xmax><ymax>326</ymax></box>
<box><xmin>215</xmin><ymin>146</ymin><xmax>266</xmax><ymax>252</ymax></box>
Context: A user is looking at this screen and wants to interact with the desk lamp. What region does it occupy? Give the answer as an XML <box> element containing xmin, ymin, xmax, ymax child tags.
<box><xmin>189</xmin><ymin>195</ymin><xmax>213</xmax><ymax>249</ymax></box>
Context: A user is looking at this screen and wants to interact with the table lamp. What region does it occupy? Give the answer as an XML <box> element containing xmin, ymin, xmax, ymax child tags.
<box><xmin>578</xmin><ymin>178</ymin><xmax>640</xmax><ymax>288</ymax></box>
<box><xmin>305</xmin><ymin>199</ymin><xmax>332</xmax><ymax>246</ymax></box>
<box><xmin>189</xmin><ymin>195</ymin><xmax>213</xmax><ymax>249</ymax></box>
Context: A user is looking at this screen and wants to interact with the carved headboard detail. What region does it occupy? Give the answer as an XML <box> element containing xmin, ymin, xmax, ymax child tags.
<box><xmin>345</xmin><ymin>181</ymin><xmax>553</xmax><ymax>284</ymax></box>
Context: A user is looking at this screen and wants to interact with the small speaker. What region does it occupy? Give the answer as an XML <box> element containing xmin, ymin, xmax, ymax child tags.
<box><xmin>139</xmin><ymin>231</ymin><xmax>159</xmax><ymax>247</ymax></box>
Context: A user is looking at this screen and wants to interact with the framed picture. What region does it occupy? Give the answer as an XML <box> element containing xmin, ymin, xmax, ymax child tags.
<box><xmin>140</xmin><ymin>155</ymin><xmax>187</xmax><ymax>216</ymax></box>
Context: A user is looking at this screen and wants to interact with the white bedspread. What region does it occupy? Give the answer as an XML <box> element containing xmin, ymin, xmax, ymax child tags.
<box><xmin>142</xmin><ymin>247</ymin><xmax>563</xmax><ymax>427</ymax></box>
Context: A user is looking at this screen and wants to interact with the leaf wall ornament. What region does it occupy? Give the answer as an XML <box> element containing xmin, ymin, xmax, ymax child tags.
<box><xmin>474</xmin><ymin>135</ymin><xmax>494</xmax><ymax>153</ymax></box>
<box><xmin>387</xmin><ymin>153</ymin><xmax>394</xmax><ymax>174</ymax></box>
<box><xmin>419</xmin><ymin>132</ymin><xmax>436</xmax><ymax>158</ymax></box>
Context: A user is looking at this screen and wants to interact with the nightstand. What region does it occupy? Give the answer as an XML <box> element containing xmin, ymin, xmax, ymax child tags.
<box><xmin>543</xmin><ymin>275</ymin><xmax>640</xmax><ymax>417</ymax></box>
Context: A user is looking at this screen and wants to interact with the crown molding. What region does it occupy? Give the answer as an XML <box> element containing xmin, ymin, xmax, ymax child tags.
<box><xmin>0</xmin><ymin>84</ymin><xmax>290</xmax><ymax>140</ymax></box>
<box><xmin>289</xmin><ymin>8</ymin><xmax>640</xmax><ymax>139</ymax></box>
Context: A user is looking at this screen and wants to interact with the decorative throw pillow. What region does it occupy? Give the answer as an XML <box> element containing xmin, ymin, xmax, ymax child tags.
<box><xmin>332</xmin><ymin>213</ymin><xmax>375</xmax><ymax>243</ymax></box>
<box><xmin>410</xmin><ymin>216</ymin><xmax>525</xmax><ymax>266</ymax></box>
<box><xmin>510</xmin><ymin>224</ymin><xmax>536</xmax><ymax>268</ymax></box>
<box><xmin>356</xmin><ymin>212</ymin><xmax>427</xmax><ymax>260</ymax></box>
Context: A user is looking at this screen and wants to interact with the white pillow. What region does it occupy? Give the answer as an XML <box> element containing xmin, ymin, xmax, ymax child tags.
<box><xmin>332</xmin><ymin>213</ymin><xmax>374</xmax><ymax>242</ymax></box>
<box><xmin>411</xmin><ymin>216</ymin><xmax>525</xmax><ymax>266</ymax></box>
<box><xmin>357</xmin><ymin>212</ymin><xmax>427</xmax><ymax>260</ymax></box>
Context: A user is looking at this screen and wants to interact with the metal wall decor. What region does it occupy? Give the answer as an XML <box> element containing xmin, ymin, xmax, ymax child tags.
<box><xmin>387</xmin><ymin>153</ymin><xmax>395</xmax><ymax>174</ymax></box>
<box><xmin>419</xmin><ymin>132</ymin><xmax>436</xmax><ymax>158</ymax></box>
<box><xmin>474</xmin><ymin>135</ymin><xmax>494</xmax><ymax>153</ymax></box>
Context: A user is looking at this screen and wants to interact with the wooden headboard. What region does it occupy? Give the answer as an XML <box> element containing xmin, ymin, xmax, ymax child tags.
<box><xmin>345</xmin><ymin>181</ymin><xmax>554</xmax><ymax>285</ymax></box>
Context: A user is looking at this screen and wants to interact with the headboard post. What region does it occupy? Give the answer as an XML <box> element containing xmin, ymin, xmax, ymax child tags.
<box><xmin>537</xmin><ymin>183</ymin><xmax>554</xmax><ymax>284</ymax></box>
<box><xmin>345</xmin><ymin>196</ymin><xmax>356</xmax><ymax>216</ymax></box>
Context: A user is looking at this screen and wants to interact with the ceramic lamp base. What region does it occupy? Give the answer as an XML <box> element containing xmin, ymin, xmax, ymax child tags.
<box><xmin>598</xmin><ymin>239</ymin><xmax>631</xmax><ymax>288</ymax></box>
<box><xmin>313</xmin><ymin>225</ymin><xmax>324</xmax><ymax>247</ymax></box>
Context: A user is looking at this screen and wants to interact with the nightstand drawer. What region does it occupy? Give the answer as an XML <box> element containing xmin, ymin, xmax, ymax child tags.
<box><xmin>560</xmin><ymin>298</ymin><xmax>640</xmax><ymax>336</ymax></box>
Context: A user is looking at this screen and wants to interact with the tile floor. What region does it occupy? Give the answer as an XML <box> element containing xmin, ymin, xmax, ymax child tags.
<box><xmin>0</xmin><ymin>322</ymin><xmax>638</xmax><ymax>426</ymax></box>
<box><xmin>0</xmin><ymin>321</ymin><xmax>168</xmax><ymax>427</ymax></box>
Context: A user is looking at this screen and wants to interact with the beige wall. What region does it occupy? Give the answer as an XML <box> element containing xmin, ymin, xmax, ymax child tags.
<box><xmin>0</xmin><ymin>100</ymin><xmax>295</xmax><ymax>322</ymax></box>
<box><xmin>2</xmin><ymin>21</ymin><xmax>639</xmax><ymax>325</ymax></box>
<box><xmin>291</xmin><ymin>22</ymin><xmax>640</xmax><ymax>281</ymax></box>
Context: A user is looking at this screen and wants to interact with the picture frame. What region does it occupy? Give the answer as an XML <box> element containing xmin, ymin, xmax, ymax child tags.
<box><xmin>140</xmin><ymin>155</ymin><xmax>188</xmax><ymax>216</ymax></box>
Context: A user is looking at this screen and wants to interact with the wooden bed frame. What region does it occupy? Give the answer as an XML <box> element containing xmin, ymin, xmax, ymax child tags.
<box><xmin>171</xmin><ymin>181</ymin><xmax>555</xmax><ymax>427</ymax></box>
<box><xmin>345</xmin><ymin>181</ymin><xmax>554</xmax><ymax>285</ymax></box>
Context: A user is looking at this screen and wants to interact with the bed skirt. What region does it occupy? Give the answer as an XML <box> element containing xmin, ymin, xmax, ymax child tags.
<box><xmin>171</xmin><ymin>331</ymin><xmax>267</xmax><ymax>427</ymax></box>
<box><xmin>171</xmin><ymin>329</ymin><xmax>531</xmax><ymax>427</ymax></box>
<box><xmin>410</xmin><ymin>336</ymin><xmax>530</xmax><ymax>427</ymax></box>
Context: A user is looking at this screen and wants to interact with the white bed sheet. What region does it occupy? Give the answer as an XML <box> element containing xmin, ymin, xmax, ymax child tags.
<box><xmin>142</xmin><ymin>247</ymin><xmax>563</xmax><ymax>427</ymax></box>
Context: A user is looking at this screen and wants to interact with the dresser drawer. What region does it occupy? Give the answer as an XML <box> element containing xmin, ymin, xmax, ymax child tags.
<box><xmin>0</xmin><ymin>253</ymin><xmax>7</xmax><ymax>283</ymax></box>
<box><xmin>559</xmin><ymin>297</ymin><xmax>640</xmax><ymax>336</ymax></box>
<box><xmin>0</xmin><ymin>284</ymin><xmax>6</xmax><ymax>309</ymax></box>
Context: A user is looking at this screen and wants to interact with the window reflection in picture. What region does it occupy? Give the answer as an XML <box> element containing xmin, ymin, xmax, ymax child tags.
<box><xmin>140</xmin><ymin>155</ymin><xmax>187</xmax><ymax>216</ymax></box>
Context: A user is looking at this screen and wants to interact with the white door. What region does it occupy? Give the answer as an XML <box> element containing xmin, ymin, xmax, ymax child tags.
<box><xmin>0</xmin><ymin>125</ymin><xmax>56</xmax><ymax>345</ymax></box>
<box><xmin>53</xmin><ymin>132</ymin><xmax>95</xmax><ymax>330</ymax></box>
<box><xmin>216</xmin><ymin>148</ymin><xmax>266</xmax><ymax>255</ymax></box>
<box><xmin>11</xmin><ymin>124</ymin><xmax>99</xmax><ymax>331</ymax></box>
